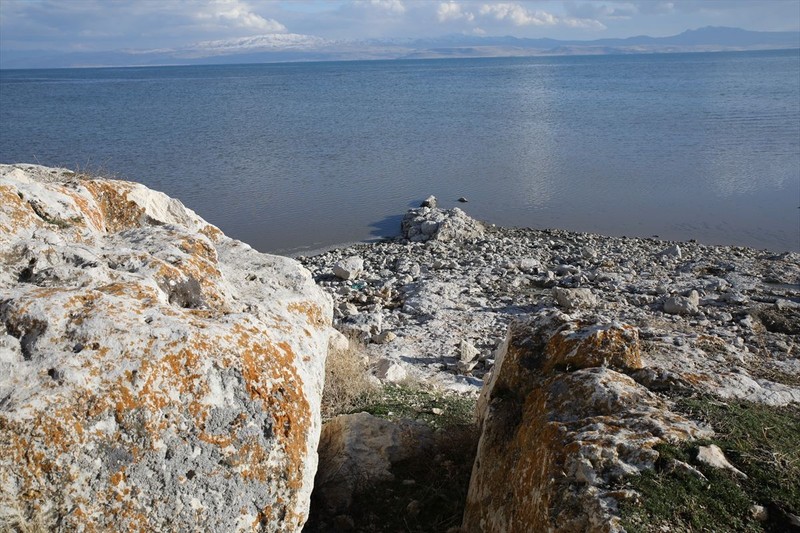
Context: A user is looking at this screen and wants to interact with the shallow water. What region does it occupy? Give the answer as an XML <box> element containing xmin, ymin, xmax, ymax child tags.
<box><xmin>1</xmin><ymin>49</ymin><xmax>798</xmax><ymax>253</ymax></box>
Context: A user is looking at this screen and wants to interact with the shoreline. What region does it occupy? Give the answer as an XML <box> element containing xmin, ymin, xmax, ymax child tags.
<box><xmin>2</xmin><ymin>166</ymin><xmax>798</xmax><ymax>530</ymax></box>
<box><xmin>298</xmin><ymin>201</ymin><xmax>800</xmax><ymax>399</ymax></box>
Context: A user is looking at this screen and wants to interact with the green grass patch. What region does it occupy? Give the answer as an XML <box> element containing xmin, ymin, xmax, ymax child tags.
<box><xmin>358</xmin><ymin>384</ymin><xmax>476</xmax><ymax>430</ymax></box>
<box><xmin>619</xmin><ymin>397</ymin><xmax>800</xmax><ymax>533</ymax></box>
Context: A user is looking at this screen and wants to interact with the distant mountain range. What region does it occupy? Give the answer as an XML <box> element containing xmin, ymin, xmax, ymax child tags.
<box><xmin>2</xmin><ymin>26</ymin><xmax>798</xmax><ymax>69</ymax></box>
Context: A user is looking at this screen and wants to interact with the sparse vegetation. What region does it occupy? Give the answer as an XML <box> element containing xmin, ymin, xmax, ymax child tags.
<box><xmin>360</xmin><ymin>383</ymin><xmax>476</xmax><ymax>430</ymax></box>
<box><xmin>320</xmin><ymin>334</ymin><xmax>378</xmax><ymax>420</ymax></box>
<box><xmin>0</xmin><ymin>492</ymin><xmax>50</xmax><ymax>533</ymax></box>
<box><xmin>619</xmin><ymin>397</ymin><xmax>800</xmax><ymax>532</ymax></box>
<box><xmin>309</xmin><ymin>382</ymin><xmax>478</xmax><ymax>532</ymax></box>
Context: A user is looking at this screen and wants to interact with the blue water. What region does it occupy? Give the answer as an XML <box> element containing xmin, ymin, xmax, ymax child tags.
<box><xmin>1</xmin><ymin>50</ymin><xmax>798</xmax><ymax>253</ymax></box>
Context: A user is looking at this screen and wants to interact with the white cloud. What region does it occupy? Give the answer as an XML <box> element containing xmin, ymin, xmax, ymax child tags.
<box><xmin>479</xmin><ymin>2</ymin><xmax>604</xmax><ymax>29</ymax></box>
<box><xmin>195</xmin><ymin>0</ymin><xmax>287</xmax><ymax>32</ymax></box>
<box><xmin>360</xmin><ymin>0</ymin><xmax>406</xmax><ymax>14</ymax></box>
<box><xmin>479</xmin><ymin>3</ymin><xmax>556</xmax><ymax>26</ymax></box>
<box><xmin>437</xmin><ymin>1</ymin><xmax>475</xmax><ymax>23</ymax></box>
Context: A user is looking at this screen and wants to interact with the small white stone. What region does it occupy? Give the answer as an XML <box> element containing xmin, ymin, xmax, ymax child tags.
<box><xmin>749</xmin><ymin>504</ymin><xmax>768</xmax><ymax>522</ymax></box>
<box><xmin>553</xmin><ymin>287</ymin><xmax>596</xmax><ymax>310</ymax></box>
<box><xmin>329</xmin><ymin>329</ymin><xmax>350</xmax><ymax>352</ymax></box>
<box><xmin>696</xmin><ymin>444</ymin><xmax>747</xmax><ymax>478</ymax></box>
<box><xmin>375</xmin><ymin>359</ymin><xmax>407</xmax><ymax>383</ymax></box>
<box><xmin>333</xmin><ymin>256</ymin><xmax>364</xmax><ymax>280</ymax></box>
<box><xmin>458</xmin><ymin>340</ymin><xmax>480</xmax><ymax>363</ymax></box>
<box><xmin>657</xmin><ymin>244</ymin><xmax>682</xmax><ymax>259</ymax></box>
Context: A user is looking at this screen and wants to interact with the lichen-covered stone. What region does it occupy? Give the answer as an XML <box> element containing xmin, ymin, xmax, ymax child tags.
<box><xmin>0</xmin><ymin>164</ymin><xmax>333</xmax><ymax>532</ymax></box>
<box><xmin>465</xmin><ymin>313</ymin><xmax>710</xmax><ymax>533</ymax></box>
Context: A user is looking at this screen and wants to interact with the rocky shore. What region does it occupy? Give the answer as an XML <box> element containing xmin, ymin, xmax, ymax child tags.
<box><xmin>300</xmin><ymin>196</ymin><xmax>800</xmax><ymax>531</ymax></box>
<box><xmin>1</xmin><ymin>166</ymin><xmax>798</xmax><ymax>532</ymax></box>
<box><xmin>299</xmin><ymin>196</ymin><xmax>799</xmax><ymax>404</ymax></box>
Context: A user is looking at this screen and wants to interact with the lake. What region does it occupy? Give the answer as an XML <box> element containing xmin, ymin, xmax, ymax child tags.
<box><xmin>1</xmin><ymin>49</ymin><xmax>798</xmax><ymax>253</ymax></box>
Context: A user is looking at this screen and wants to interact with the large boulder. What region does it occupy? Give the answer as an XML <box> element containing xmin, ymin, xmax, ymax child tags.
<box><xmin>464</xmin><ymin>313</ymin><xmax>710</xmax><ymax>532</ymax></box>
<box><xmin>0</xmin><ymin>164</ymin><xmax>333</xmax><ymax>531</ymax></box>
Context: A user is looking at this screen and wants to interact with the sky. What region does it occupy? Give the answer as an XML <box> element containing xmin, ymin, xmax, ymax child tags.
<box><xmin>1</xmin><ymin>0</ymin><xmax>799</xmax><ymax>53</ymax></box>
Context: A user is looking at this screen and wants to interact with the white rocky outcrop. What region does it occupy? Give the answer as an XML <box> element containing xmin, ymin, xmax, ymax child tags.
<box><xmin>401</xmin><ymin>205</ymin><xmax>485</xmax><ymax>243</ymax></box>
<box><xmin>297</xmin><ymin>200</ymin><xmax>799</xmax><ymax>530</ymax></box>
<box><xmin>0</xmin><ymin>164</ymin><xmax>333</xmax><ymax>531</ymax></box>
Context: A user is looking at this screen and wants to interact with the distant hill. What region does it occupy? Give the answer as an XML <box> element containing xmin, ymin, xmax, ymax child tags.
<box><xmin>2</xmin><ymin>26</ymin><xmax>798</xmax><ymax>69</ymax></box>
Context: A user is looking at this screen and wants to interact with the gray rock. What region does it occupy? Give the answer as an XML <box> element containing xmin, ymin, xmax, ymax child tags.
<box><xmin>375</xmin><ymin>359</ymin><xmax>408</xmax><ymax>382</ymax></box>
<box><xmin>657</xmin><ymin>244</ymin><xmax>682</xmax><ymax>259</ymax></box>
<box><xmin>333</xmin><ymin>256</ymin><xmax>365</xmax><ymax>280</ymax></box>
<box><xmin>420</xmin><ymin>220</ymin><xmax>439</xmax><ymax>236</ymax></box>
<box><xmin>458</xmin><ymin>340</ymin><xmax>480</xmax><ymax>363</ymax></box>
<box><xmin>372</xmin><ymin>331</ymin><xmax>397</xmax><ymax>344</ymax></box>
<box><xmin>666</xmin><ymin>459</ymin><xmax>707</xmax><ymax>481</ymax></box>
<box><xmin>663</xmin><ymin>290</ymin><xmax>700</xmax><ymax>315</ymax></box>
<box><xmin>420</xmin><ymin>195</ymin><xmax>437</xmax><ymax>208</ymax></box>
<box><xmin>553</xmin><ymin>287</ymin><xmax>597</xmax><ymax>310</ymax></box>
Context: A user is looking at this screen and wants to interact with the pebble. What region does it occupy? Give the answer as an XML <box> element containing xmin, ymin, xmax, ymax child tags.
<box><xmin>333</xmin><ymin>256</ymin><xmax>364</xmax><ymax>280</ymax></box>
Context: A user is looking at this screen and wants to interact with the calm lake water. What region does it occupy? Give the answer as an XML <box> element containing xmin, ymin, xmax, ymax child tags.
<box><xmin>1</xmin><ymin>50</ymin><xmax>798</xmax><ymax>253</ymax></box>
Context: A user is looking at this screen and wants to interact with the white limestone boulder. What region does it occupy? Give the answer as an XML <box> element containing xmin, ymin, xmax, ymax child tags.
<box><xmin>0</xmin><ymin>164</ymin><xmax>333</xmax><ymax>532</ymax></box>
<box><xmin>332</xmin><ymin>256</ymin><xmax>364</xmax><ymax>280</ymax></box>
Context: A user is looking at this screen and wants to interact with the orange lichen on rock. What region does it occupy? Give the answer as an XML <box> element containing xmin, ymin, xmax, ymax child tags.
<box><xmin>287</xmin><ymin>301</ymin><xmax>326</xmax><ymax>328</ymax></box>
<box><xmin>82</xmin><ymin>180</ymin><xmax>144</xmax><ymax>232</ymax></box>
<box><xmin>0</xmin><ymin>185</ymin><xmax>42</xmax><ymax>235</ymax></box>
<box><xmin>0</xmin><ymin>164</ymin><xmax>332</xmax><ymax>532</ymax></box>
<box><xmin>64</xmin><ymin>186</ymin><xmax>104</xmax><ymax>231</ymax></box>
<box><xmin>199</xmin><ymin>223</ymin><xmax>224</xmax><ymax>243</ymax></box>
<box><xmin>464</xmin><ymin>314</ymin><xmax>710</xmax><ymax>533</ymax></box>
<box><xmin>544</xmin><ymin>321</ymin><xmax>643</xmax><ymax>372</ymax></box>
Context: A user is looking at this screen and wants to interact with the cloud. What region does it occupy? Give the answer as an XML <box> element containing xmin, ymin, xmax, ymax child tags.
<box><xmin>479</xmin><ymin>3</ymin><xmax>555</xmax><ymax>26</ymax></box>
<box><xmin>478</xmin><ymin>2</ymin><xmax>605</xmax><ymax>29</ymax></box>
<box><xmin>194</xmin><ymin>0</ymin><xmax>286</xmax><ymax>32</ymax></box>
<box><xmin>2</xmin><ymin>0</ymin><xmax>798</xmax><ymax>56</ymax></box>
<box><xmin>359</xmin><ymin>0</ymin><xmax>406</xmax><ymax>14</ymax></box>
<box><xmin>437</xmin><ymin>1</ymin><xmax>475</xmax><ymax>22</ymax></box>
